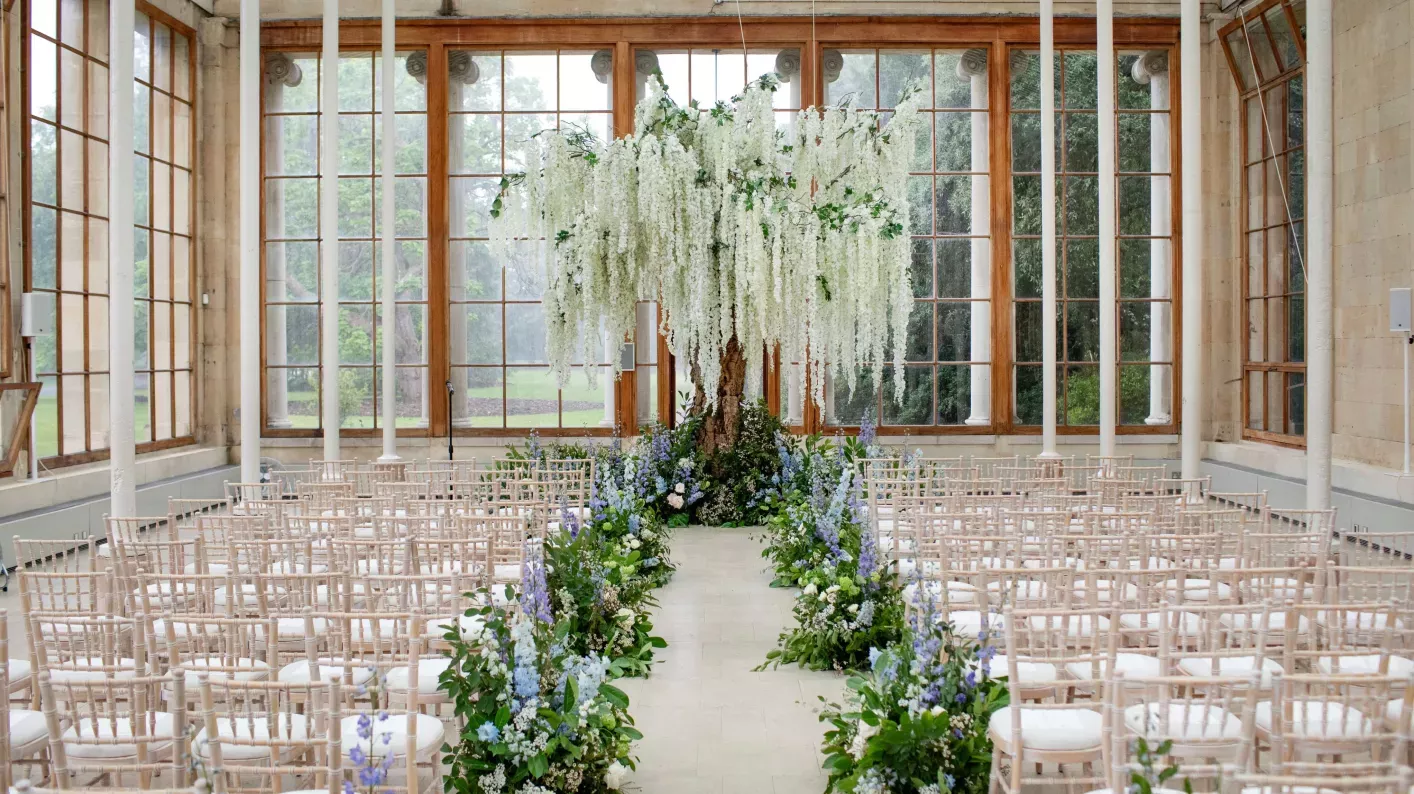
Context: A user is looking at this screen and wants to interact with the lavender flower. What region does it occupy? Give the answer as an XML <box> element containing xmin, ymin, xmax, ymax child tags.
<box><xmin>519</xmin><ymin>542</ymin><xmax>553</xmax><ymax>624</ymax></box>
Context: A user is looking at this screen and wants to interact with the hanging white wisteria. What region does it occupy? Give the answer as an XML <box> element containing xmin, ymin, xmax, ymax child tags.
<box><xmin>489</xmin><ymin>72</ymin><xmax>924</xmax><ymax>410</ymax></box>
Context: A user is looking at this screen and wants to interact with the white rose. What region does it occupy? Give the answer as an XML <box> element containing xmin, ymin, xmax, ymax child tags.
<box><xmin>629</xmin><ymin>538</ymin><xmax>641</xmax><ymax>549</ymax></box>
<box><xmin>605</xmin><ymin>761</ymin><xmax>628</xmax><ymax>789</ymax></box>
<box><xmin>674</xmin><ymin>482</ymin><xmax>685</xmax><ymax>494</ymax></box>
<box><xmin>802</xmin><ymin>583</ymin><xmax>818</xmax><ymax>596</ymax></box>
<box><xmin>666</xmin><ymin>493</ymin><xmax>684</xmax><ymax>509</ymax></box>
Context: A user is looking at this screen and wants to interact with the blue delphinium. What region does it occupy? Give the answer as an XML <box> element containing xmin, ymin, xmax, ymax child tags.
<box><xmin>519</xmin><ymin>543</ymin><xmax>553</xmax><ymax>624</ymax></box>
<box><xmin>476</xmin><ymin>721</ymin><xmax>500</xmax><ymax>743</ymax></box>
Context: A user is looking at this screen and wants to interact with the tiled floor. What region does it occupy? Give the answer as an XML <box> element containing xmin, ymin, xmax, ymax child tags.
<box><xmin>617</xmin><ymin>526</ymin><xmax>845</xmax><ymax>794</ymax></box>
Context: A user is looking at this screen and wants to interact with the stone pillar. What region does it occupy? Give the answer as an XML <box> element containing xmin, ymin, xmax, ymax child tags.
<box><xmin>109</xmin><ymin>0</ymin><xmax>136</xmax><ymax>515</ymax></box>
<box><xmin>1097</xmin><ymin>0</ymin><xmax>1118</xmax><ymax>459</ymax></box>
<box><xmin>1133</xmin><ymin>51</ymin><xmax>1172</xmax><ymax>426</ymax></box>
<box><xmin>1306</xmin><ymin>0</ymin><xmax>1333</xmax><ymax>510</ymax></box>
<box><xmin>1038</xmin><ymin>5</ymin><xmax>1060</xmax><ymax>459</ymax></box>
<box><xmin>443</xmin><ymin>51</ymin><xmax>476</xmax><ymax>427</ymax></box>
<box><xmin>240</xmin><ymin>3</ymin><xmax>263</xmax><ymax>483</ymax></box>
<box><xmin>377</xmin><ymin>0</ymin><xmax>399</xmax><ymax>461</ymax></box>
<box><xmin>319</xmin><ymin>0</ymin><xmax>341</xmax><ymax>460</ymax></box>
<box><xmin>264</xmin><ymin>54</ymin><xmax>300</xmax><ymax>430</ymax></box>
<box><xmin>1179</xmin><ymin>0</ymin><xmax>1203</xmax><ymax>480</ymax></box>
<box><xmin>960</xmin><ymin>49</ymin><xmax>992</xmax><ymax>426</ymax></box>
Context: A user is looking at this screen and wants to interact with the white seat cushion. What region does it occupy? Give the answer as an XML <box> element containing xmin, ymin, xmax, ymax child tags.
<box><xmin>151</xmin><ymin>619</ymin><xmax>223</xmax><ymax>638</ymax></box>
<box><xmin>340</xmin><ymin>712</ymin><xmax>444</xmax><ymax>758</ymax></box>
<box><xmin>1162</xmin><ymin>578</ymin><xmax>1233</xmax><ymax>602</ymax></box>
<box><xmin>1124</xmin><ymin>702</ymin><xmax>1243</xmax><ymax>740</ymax></box>
<box><xmin>1314</xmin><ymin>610</ymin><xmax>1403</xmax><ymax>631</ymax></box>
<box><xmin>988</xmin><ymin>706</ymin><xmax>1103</xmax><ymax>752</ymax></box>
<box><xmin>1177</xmin><ymin>655</ymin><xmax>1283</xmax><ymax>688</ymax></box>
<box><xmin>987</xmin><ymin>580</ymin><xmax>1048</xmax><ymax>600</ymax></box>
<box><xmin>175</xmin><ymin>657</ymin><xmax>270</xmax><ymax>688</ymax></box>
<box><xmin>902</xmin><ymin>580</ymin><xmax>975</xmax><ymax>605</ymax></box>
<box><xmin>1119</xmin><ymin>611</ymin><xmax>1202</xmax><ymax>634</ymax></box>
<box><xmin>7</xmin><ymin>658</ymin><xmax>32</xmax><ymax>683</ymax></box>
<box><xmin>49</xmin><ymin>657</ymin><xmax>139</xmax><ymax>683</ymax></box>
<box><xmin>386</xmin><ymin>658</ymin><xmax>453</xmax><ymax>694</ymax></box>
<box><xmin>63</xmin><ymin>713</ymin><xmax>177</xmax><ymax>758</ymax></box>
<box><xmin>1025</xmin><ymin>614</ymin><xmax>1110</xmax><ymax>637</ymax></box>
<box><xmin>213</xmin><ymin>583</ymin><xmax>268</xmax><ymax>608</ymax></box>
<box><xmin>10</xmin><ymin>709</ymin><xmax>48</xmax><ymax>749</ymax></box>
<box><xmin>1242</xmin><ymin>577</ymin><xmax>1315</xmax><ymax>601</ymax></box>
<box><xmin>185</xmin><ymin>561</ymin><xmax>232</xmax><ymax>576</ymax></box>
<box><xmin>193</xmin><ymin>714</ymin><xmax>311</xmax><ymax>760</ymax></box>
<box><xmin>1316</xmin><ymin>654</ymin><xmax>1414</xmax><ymax>677</ymax></box>
<box><xmin>876</xmin><ymin>535</ymin><xmax>915</xmax><ymax>554</ymax></box>
<box><xmin>944</xmin><ymin>610</ymin><xmax>1006</xmax><ymax>637</ymax></box>
<box><xmin>893</xmin><ymin>559</ymin><xmax>942</xmax><ymax>578</ymax></box>
<box><xmin>982</xmin><ymin>655</ymin><xmax>1059</xmax><ymax>685</ymax></box>
<box><xmin>254</xmin><ymin>617</ymin><xmax>330</xmax><ymax>640</ymax></box>
<box><xmin>266</xmin><ymin>561</ymin><xmax>327</xmax><ymax>575</ymax></box>
<box><xmin>1255</xmin><ymin>701</ymin><xmax>1372</xmax><ymax>739</ymax></box>
<box><xmin>1239</xmin><ymin>788</ymin><xmax>1342</xmax><ymax>794</ymax></box>
<box><xmin>1219</xmin><ymin>611</ymin><xmax>1310</xmax><ymax>635</ymax></box>
<box><xmin>492</xmin><ymin>563</ymin><xmax>523</xmax><ymax>581</ymax></box>
<box><xmin>278</xmin><ymin>659</ymin><xmax>376</xmax><ymax>685</ymax></box>
<box><xmin>1065</xmin><ymin>653</ymin><xmax>1161</xmax><ymax>681</ymax></box>
<box><xmin>352</xmin><ymin>619</ymin><xmax>401</xmax><ymax>640</ymax></box>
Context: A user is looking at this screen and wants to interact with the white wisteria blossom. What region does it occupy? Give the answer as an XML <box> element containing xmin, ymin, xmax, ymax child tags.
<box><xmin>490</xmin><ymin>71</ymin><xmax>924</xmax><ymax>409</ymax></box>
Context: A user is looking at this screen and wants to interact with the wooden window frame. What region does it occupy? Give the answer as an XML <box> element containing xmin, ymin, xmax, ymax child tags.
<box><xmin>20</xmin><ymin>0</ymin><xmax>198</xmax><ymax>473</ymax></box>
<box><xmin>1219</xmin><ymin>0</ymin><xmax>1307</xmax><ymax>449</ymax></box>
<box><xmin>260</xmin><ymin>16</ymin><xmax>1180</xmax><ymax>439</ymax></box>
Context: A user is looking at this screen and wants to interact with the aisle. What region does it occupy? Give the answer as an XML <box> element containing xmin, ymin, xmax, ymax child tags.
<box><xmin>618</xmin><ymin>526</ymin><xmax>845</xmax><ymax>794</ymax></box>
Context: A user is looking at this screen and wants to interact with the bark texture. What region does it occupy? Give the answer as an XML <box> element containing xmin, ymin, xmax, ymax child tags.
<box><xmin>690</xmin><ymin>334</ymin><xmax>747</xmax><ymax>456</ymax></box>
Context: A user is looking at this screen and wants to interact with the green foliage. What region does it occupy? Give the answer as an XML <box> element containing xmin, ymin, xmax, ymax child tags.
<box><xmin>542</xmin><ymin>522</ymin><xmax>668</xmax><ymax>678</ymax></box>
<box><xmin>818</xmin><ymin>617</ymin><xmax>1008</xmax><ymax>794</ymax></box>
<box><xmin>1128</xmin><ymin>738</ymin><xmax>1194</xmax><ymax>794</ymax></box>
<box><xmin>699</xmin><ymin>399</ymin><xmax>788</xmax><ymax>526</ymax></box>
<box><xmin>439</xmin><ymin>600</ymin><xmax>639</xmax><ymax>794</ymax></box>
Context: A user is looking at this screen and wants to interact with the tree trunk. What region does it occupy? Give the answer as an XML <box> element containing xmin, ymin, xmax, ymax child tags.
<box><xmin>691</xmin><ymin>334</ymin><xmax>747</xmax><ymax>456</ymax></box>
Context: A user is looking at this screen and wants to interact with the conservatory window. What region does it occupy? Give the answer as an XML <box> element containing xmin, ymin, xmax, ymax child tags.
<box><xmin>1221</xmin><ymin>0</ymin><xmax>1306</xmax><ymax>444</ymax></box>
<box><xmin>447</xmin><ymin>49</ymin><xmax>615</xmax><ymax>429</ymax></box>
<box><xmin>26</xmin><ymin>0</ymin><xmax>198</xmax><ymax>464</ymax></box>
<box><xmin>823</xmin><ymin>48</ymin><xmax>994</xmax><ymax>429</ymax></box>
<box><xmin>261</xmin><ymin>49</ymin><xmax>429</xmax><ymax>432</ymax></box>
<box><xmin>1009</xmin><ymin>47</ymin><xmax>1175</xmax><ymax>428</ymax></box>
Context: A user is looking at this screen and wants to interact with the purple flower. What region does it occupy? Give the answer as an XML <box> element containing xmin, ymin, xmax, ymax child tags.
<box><xmin>519</xmin><ymin>542</ymin><xmax>553</xmax><ymax>624</ymax></box>
<box><xmin>350</xmin><ymin>745</ymin><xmax>367</xmax><ymax>765</ymax></box>
<box><xmin>859</xmin><ymin>413</ymin><xmax>877</xmax><ymax>449</ymax></box>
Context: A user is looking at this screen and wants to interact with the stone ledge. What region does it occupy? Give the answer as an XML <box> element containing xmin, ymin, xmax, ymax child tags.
<box><xmin>0</xmin><ymin>445</ymin><xmax>232</xmax><ymax>519</ymax></box>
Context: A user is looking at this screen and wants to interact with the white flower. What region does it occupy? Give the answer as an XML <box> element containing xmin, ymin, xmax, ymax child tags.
<box><xmin>802</xmin><ymin>583</ymin><xmax>818</xmax><ymax>596</ymax></box>
<box><xmin>674</xmin><ymin>482</ymin><xmax>685</xmax><ymax>494</ymax></box>
<box><xmin>666</xmin><ymin>493</ymin><xmax>684</xmax><ymax>509</ymax></box>
<box><xmin>605</xmin><ymin>761</ymin><xmax>628</xmax><ymax>789</ymax></box>
<box><xmin>628</xmin><ymin>538</ymin><xmax>641</xmax><ymax>549</ymax></box>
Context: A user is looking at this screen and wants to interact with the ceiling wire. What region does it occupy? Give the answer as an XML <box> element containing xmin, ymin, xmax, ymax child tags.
<box><xmin>1237</xmin><ymin>3</ymin><xmax>1308</xmax><ymax>283</ymax></box>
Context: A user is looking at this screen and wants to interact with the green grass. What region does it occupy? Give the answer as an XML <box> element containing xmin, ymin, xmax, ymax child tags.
<box><xmin>30</xmin><ymin>390</ymin><xmax>152</xmax><ymax>460</ymax></box>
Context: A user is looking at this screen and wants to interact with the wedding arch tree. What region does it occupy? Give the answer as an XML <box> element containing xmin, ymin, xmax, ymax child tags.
<box><xmin>490</xmin><ymin>72</ymin><xmax>923</xmax><ymax>451</ymax></box>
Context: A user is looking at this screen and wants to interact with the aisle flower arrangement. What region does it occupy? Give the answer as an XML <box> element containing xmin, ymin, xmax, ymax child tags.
<box><xmin>441</xmin><ymin>573</ymin><xmax>642</xmax><ymax>794</ymax></box>
<box><xmin>756</xmin><ymin>425</ymin><xmax>906</xmax><ymax>671</ymax></box>
<box><xmin>816</xmin><ymin>595</ymin><xmax>1008</xmax><ymax>794</ymax></box>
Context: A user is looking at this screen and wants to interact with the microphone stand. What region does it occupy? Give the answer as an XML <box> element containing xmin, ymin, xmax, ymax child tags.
<box><xmin>445</xmin><ymin>380</ymin><xmax>455</xmax><ymax>461</ymax></box>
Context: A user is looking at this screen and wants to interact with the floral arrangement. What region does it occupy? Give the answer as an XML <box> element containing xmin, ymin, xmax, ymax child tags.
<box><xmin>544</xmin><ymin>515</ymin><xmax>667</xmax><ymax>677</ymax></box>
<box><xmin>628</xmin><ymin>419</ymin><xmax>707</xmax><ymax>527</ymax></box>
<box><xmin>759</xmin><ymin>463</ymin><xmax>904</xmax><ymax>671</ymax></box>
<box><xmin>441</xmin><ymin>575</ymin><xmax>642</xmax><ymax>794</ymax></box>
<box><xmin>489</xmin><ymin>73</ymin><xmax>924</xmax><ymax>412</ymax></box>
<box><xmin>817</xmin><ymin>595</ymin><xmax>1008</xmax><ymax>794</ymax></box>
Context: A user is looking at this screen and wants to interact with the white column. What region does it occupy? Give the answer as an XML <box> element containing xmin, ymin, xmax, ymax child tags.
<box><xmin>1134</xmin><ymin>53</ymin><xmax>1172</xmax><ymax>426</ymax></box>
<box><xmin>1039</xmin><ymin>0</ymin><xmax>1060</xmax><ymax>459</ymax></box>
<box><xmin>1307</xmin><ymin>0</ymin><xmax>1333</xmax><ymax>510</ymax></box>
<box><xmin>377</xmin><ymin>0</ymin><xmax>398</xmax><ymax>461</ymax></box>
<box><xmin>961</xmin><ymin>50</ymin><xmax>992</xmax><ymax>427</ymax></box>
<box><xmin>109</xmin><ymin>0</ymin><xmax>136</xmax><ymax>515</ymax></box>
<box><xmin>1097</xmin><ymin>0</ymin><xmax>1118</xmax><ymax>459</ymax></box>
<box><xmin>1180</xmin><ymin>0</ymin><xmax>1203</xmax><ymax>480</ymax></box>
<box><xmin>319</xmin><ymin>0</ymin><xmax>341</xmax><ymax>461</ymax></box>
<box><xmin>239</xmin><ymin>0</ymin><xmax>261</xmax><ymax>483</ymax></box>
<box><xmin>786</xmin><ymin>363</ymin><xmax>803</xmax><ymax>425</ymax></box>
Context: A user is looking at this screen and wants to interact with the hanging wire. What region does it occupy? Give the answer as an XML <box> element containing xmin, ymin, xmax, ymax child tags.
<box><xmin>1238</xmin><ymin>2</ymin><xmax>1308</xmax><ymax>282</ymax></box>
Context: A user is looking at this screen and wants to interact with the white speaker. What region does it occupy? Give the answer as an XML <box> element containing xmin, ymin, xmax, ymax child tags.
<box><xmin>1391</xmin><ymin>288</ymin><xmax>1412</xmax><ymax>333</ymax></box>
<box><xmin>20</xmin><ymin>292</ymin><xmax>54</xmax><ymax>337</ymax></box>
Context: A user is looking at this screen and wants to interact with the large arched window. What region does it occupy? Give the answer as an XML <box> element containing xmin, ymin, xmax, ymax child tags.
<box><xmin>1221</xmin><ymin>0</ymin><xmax>1307</xmax><ymax>446</ymax></box>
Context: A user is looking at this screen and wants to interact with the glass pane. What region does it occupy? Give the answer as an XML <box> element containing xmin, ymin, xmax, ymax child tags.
<box><xmin>339</xmin><ymin>367</ymin><xmax>374</xmax><ymax>429</ymax></box>
<box><xmin>268</xmin><ymin>367</ymin><xmax>319</xmax><ymax>429</ymax></box>
<box><xmin>1014</xmin><ymin>365</ymin><xmax>1043</xmax><ymax>424</ymax></box>
<box><xmin>506</xmin><ymin>367</ymin><xmax>559</xmax><ymax>427</ymax></box>
<box><xmin>460</xmin><ymin>367</ymin><xmax>504</xmax><ymax>427</ymax></box>
<box><xmin>910</xmin><ymin>239</ymin><xmax>933</xmax><ymax>298</ymax></box>
<box><xmin>938</xmin><ymin>364</ymin><xmax>973</xmax><ymax>425</ymax></box>
<box><xmin>938</xmin><ymin>238</ymin><xmax>973</xmax><ymax>300</ymax></box>
<box><xmin>1062</xmin><ymin>51</ymin><xmax>1098</xmax><ymax>109</ymax></box>
<box><xmin>452</xmin><ymin>53</ymin><xmax>501</xmax><ymax>112</ymax></box>
<box><xmin>338</xmin><ymin>305</ymin><xmax>375</xmax><ymax>365</ymax></box>
<box><xmin>391</xmin><ymin>366</ymin><xmax>427</xmax><ymax>427</ymax></box>
<box><xmin>1064</xmin><ymin>365</ymin><xmax>1100</xmax><ymax>425</ymax></box>
<box><xmin>937</xmin><ymin>302</ymin><xmax>972</xmax><ymax>363</ymax></box>
<box><xmin>505</xmin><ymin>304</ymin><xmax>546</xmax><ymax>364</ymax></box>
<box><xmin>504</xmin><ymin>52</ymin><xmax>556</xmax><ymax>111</ymax></box>
<box><xmin>879</xmin><ymin>51</ymin><xmax>929</xmax><ymax>109</ymax></box>
<box><xmin>559</xmin><ymin>52</ymin><xmax>612</xmax><ymax>112</ymax></box>
<box><xmin>827</xmin><ymin>51</ymin><xmax>876</xmax><ymax>108</ymax></box>
<box><xmin>882</xmin><ymin>367</ymin><xmax>933</xmax><ymax>425</ymax></box>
